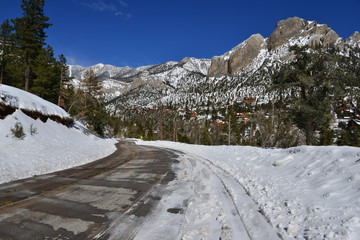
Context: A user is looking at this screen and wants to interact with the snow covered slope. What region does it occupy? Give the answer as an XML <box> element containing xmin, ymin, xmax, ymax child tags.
<box><xmin>0</xmin><ymin>84</ymin><xmax>69</xmax><ymax>118</ymax></box>
<box><xmin>0</xmin><ymin>84</ymin><xmax>116</xmax><ymax>184</ymax></box>
<box><xmin>138</xmin><ymin>140</ymin><xmax>360</xmax><ymax>240</ymax></box>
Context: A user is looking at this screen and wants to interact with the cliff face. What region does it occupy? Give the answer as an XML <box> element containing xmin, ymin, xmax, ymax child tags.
<box><xmin>207</xmin><ymin>55</ymin><xmax>229</xmax><ymax>77</ymax></box>
<box><xmin>267</xmin><ymin>17</ymin><xmax>341</xmax><ymax>50</ymax></box>
<box><xmin>229</xmin><ymin>34</ymin><xmax>266</xmax><ymax>74</ymax></box>
<box><xmin>208</xmin><ymin>17</ymin><xmax>353</xmax><ymax>77</ymax></box>
<box><xmin>208</xmin><ymin>34</ymin><xmax>266</xmax><ymax>77</ymax></box>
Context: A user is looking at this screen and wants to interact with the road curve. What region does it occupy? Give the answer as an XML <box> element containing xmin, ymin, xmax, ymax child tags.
<box><xmin>0</xmin><ymin>140</ymin><xmax>179</xmax><ymax>240</ymax></box>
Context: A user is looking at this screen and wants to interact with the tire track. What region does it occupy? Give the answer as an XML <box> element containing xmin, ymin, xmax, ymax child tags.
<box><xmin>194</xmin><ymin>155</ymin><xmax>282</xmax><ymax>240</ymax></box>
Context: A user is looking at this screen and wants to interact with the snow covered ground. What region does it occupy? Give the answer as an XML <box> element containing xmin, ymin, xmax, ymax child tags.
<box><xmin>136</xmin><ymin>140</ymin><xmax>360</xmax><ymax>240</ymax></box>
<box><xmin>0</xmin><ymin>84</ymin><xmax>116</xmax><ymax>184</ymax></box>
<box><xmin>2</xmin><ymin>83</ymin><xmax>360</xmax><ymax>239</ymax></box>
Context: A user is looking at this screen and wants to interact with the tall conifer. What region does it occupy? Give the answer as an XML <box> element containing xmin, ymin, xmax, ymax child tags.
<box><xmin>58</xmin><ymin>54</ymin><xmax>73</xmax><ymax>109</ymax></box>
<box><xmin>0</xmin><ymin>19</ymin><xmax>14</xmax><ymax>84</ymax></box>
<box><xmin>31</xmin><ymin>45</ymin><xmax>59</xmax><ymax>103</ymax></box>
<box><xmin>12</xmin><ymin>0</ymin><xmax>51</xmax><ymax>91</ymax></box>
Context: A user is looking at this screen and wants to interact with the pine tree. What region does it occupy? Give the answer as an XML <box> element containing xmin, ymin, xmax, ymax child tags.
<box><xmin>337</xmin><ymin>130</ymin><xmax>351</xmax><ymax>146</ymax></box>
<box><xmin>82</xmin><ymin>69</ymin><xmax>103</xmax><ymax>99</ymax></box>
<box><xmin>320</xmin><ymin>127</ymin><xmax>334</xmax><ymax>145</ymax></box>
<box><xmin>31</xmin><ymin>45</ymin><xmax>59</xmax><ymax>103</ymax></box>
<box><xmin>70</xmin><ymin>69</ymin><xmax>107</xmax><ymax>136</ymax></box>
<box><xmin>57</xmin><ymin>54</ymin><xmax>73</xmax><ymax>109</ymax></box>
<box><xmin>12</xmin><ymin>0</ymin><xmax>52</xmax><ymax>91</ymax></box>
<box><xmin>58</xmin><ymin>54</ymin><xmax>66</xmax><ymax>107</ymax></box>
<box><xmin>272</xmin><ymin>46</ymin><xmax>341</xmax><ymax>145</ymax></box>
<box><xmin>0</xmin><ymin>19</ymin><xmax>14</xmax><ymax>84</ymax></box>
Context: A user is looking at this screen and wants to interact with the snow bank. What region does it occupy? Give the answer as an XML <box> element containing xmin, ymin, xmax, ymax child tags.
<box><xmin>138</xmin><ymin>140</ymin><xmax>360</xmax><ymax>240</ymax></box>
<box><xmin>0</xmin><ymin>85</ymin><xmax>116</xmax><ymax>184</ymax></box>
<box><xmin>0</xmin><ymin>84</ymin><xmax>69</xmax><ymax>117</ymax></box>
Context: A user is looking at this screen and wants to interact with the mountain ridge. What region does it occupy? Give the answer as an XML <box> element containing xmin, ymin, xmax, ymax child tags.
<box><xmin>67</xmin><ymin>17</ymin><xmax>360</xmax><ymax>108</ymax></box>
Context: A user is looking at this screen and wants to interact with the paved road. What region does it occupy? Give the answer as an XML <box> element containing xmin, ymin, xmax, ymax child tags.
<box><xmin>0</xmin><ymin>141</ymin><xmax>178</xmax><ymax>240</ymax></box>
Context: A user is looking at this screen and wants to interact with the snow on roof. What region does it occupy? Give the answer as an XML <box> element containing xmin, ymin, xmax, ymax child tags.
<box><xmin>0</xmin><ymin>84</ymin><xmax>69</xmax><ymax>118</ymax></box>
<box><xmin>352</xmin><ymin>119</ymin><xmax>360</xmax><ymax>125</ymax></box>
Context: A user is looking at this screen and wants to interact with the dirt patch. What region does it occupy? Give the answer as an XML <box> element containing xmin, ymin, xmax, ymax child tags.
<box><xmin>167</xmin><ymin>208</ymin><xmax>183</xmax><ymax>214</ymax></box>
<box><xmin>20</xmin><ymin>109</ymin><xmax>74</xmax><ymax>127</ymax></box>
<box><xmin>0</xmin><ymin>103</ymin><xmax>16</xmax><ymax>119</ymax></box>
<box><xmin>0</xmin><ymin>102</ymin><xmax>73</xmax><ymax>127</ymax></box>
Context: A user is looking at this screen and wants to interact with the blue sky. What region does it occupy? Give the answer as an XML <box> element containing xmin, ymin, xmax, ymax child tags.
<box><xmin>1</xmin><ymin>0</ymin><xmax>359</xmax><ymax>67</ymax></box>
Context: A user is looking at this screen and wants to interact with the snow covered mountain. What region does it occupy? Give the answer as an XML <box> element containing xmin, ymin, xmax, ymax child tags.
<box><xmin>68</xmin><ymin>17</ymin><xmax>360</xmax><ymax>110</ymax></box>
<box><xmin>69</xmin><ymin>57</ymin><xmax>211</xmax><ymax>101</ymax></box>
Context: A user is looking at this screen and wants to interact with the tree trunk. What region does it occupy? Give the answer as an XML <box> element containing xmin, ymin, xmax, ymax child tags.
<box><xmin>158</xmin><ymin>107</ymin><xmax>164</xmax><ymax>140</ymax></box>
<box><xmin>57</xmin><ymin>95</ymin><xmax>64</xmax><ymax>108</ymax></box>
<box><xmin>173</xmin><ymin>116</ymin><xmax>178</xmax><ymax>142</ymax></box>
<box><xmin>301</xmin><ymin>85</ymin><xmax>306</xmax><ymax>100</ymax></box>
<box><xmin>305</xmin><ymin>121</ymin><xmax>313</xmax><ymax>145</ymax></box>
<box><xmin>24</xmin><ymin>63</ymin><xmax>30</xmax><ymax>91</ymax></box>
<box><xmin>24</xmin><ymin>66</ymin><xmax>29</xmax><ymax>91</ymax></box>
<box><xmin>58</xmin><ymin>69</ymin><xmax>63</xmax><ymax>106</ymax></box>
<box><xmin>0</xmin><ymin>64</ymin><xmax>3</xmax><ymax>84</ymax></box>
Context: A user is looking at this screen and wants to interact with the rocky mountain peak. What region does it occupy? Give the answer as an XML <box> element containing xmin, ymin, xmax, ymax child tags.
<box><xmin>208</xmin><ymin>17</ymin><xmax>347</xmax><ymax>77</ymax></box>
<box><xmin>267</xmin><ymin>17</ymin><xmax>308</xmax><ymax>50</ymax></box>
<box><xmin>267</xmin><ymin>17</ymin><xmax>340</xmax><ymax>50</ymax></box>
<box><xmin>351</xmin><ymin>31</ymin><xmax>360</xmax><ymax>39</ymax></box>
<box><xmin>346</xmin><ymin>31</ymin><xmax>360</xmax><ymax>47</ymax></box>
<box><xmin>208</xmin><ymin>34</ymin><xmax>266</xmax><ymax>77</ymax></box>
<box><xmin>179</xmin><ymin>57</ymin><xmax>211</xmax><ymax>76</ymax></box>
<box><xmin>228</xmin><ymin>34</ymin><xmax>266</xmax><ymax>74</ymax></box>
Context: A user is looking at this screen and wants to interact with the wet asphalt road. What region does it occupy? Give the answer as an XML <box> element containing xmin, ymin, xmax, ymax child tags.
<box><xmin>0</xmin><ymin>140</ymin><xmax>179</xmax><ymax>240</ymax></box>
